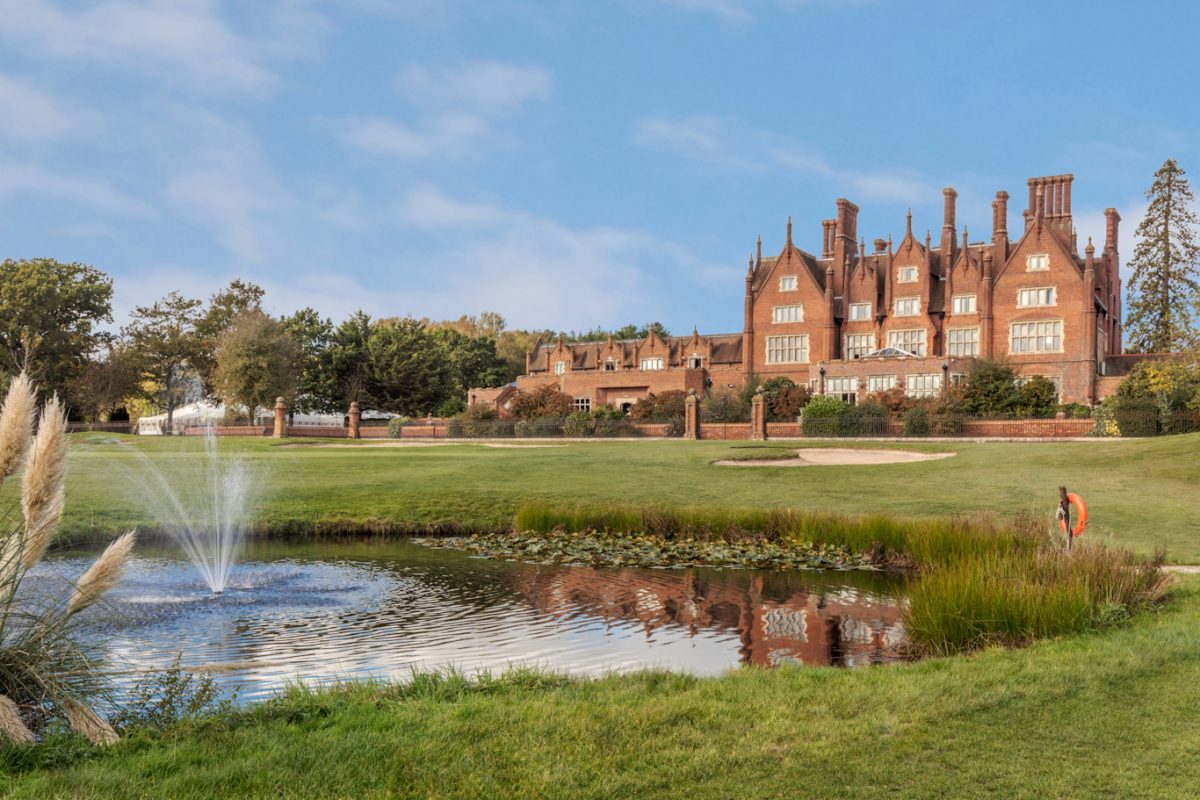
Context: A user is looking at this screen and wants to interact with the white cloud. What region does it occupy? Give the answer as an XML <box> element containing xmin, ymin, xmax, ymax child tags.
<box><xmin>152</xmin><ymin>108</ymin><xmax>292</xmax><ymax>263</ymax></box>
<box><xmin>0</xmin><ymin>0</ymin><xmax>325</xmax><ymax>94</ymax></box>
<box><xmin>0</xmin><ymin>74</ymin><xmax>105</xmax><ymax>143</ymax></box>
<box><xmin>655</xmin><ymin>0</ymin><xmax>876</xmax><ymax>23</ymax></box>
<box><xmin>636</xmin><ymin>113</ymin><xmax>928</xmax><ymax>201</ymax></box>
<box><xmin>395</xmin><ymin>183</ymin><xmax>505</xmax><ymax>228</ymax></box>
<box><xmin>338</xmin><ymin>59</ymin><xmax>552</xmax><ymax>162</ymax></box>
<box><xmin>397</xmin><ymin>60</ymin><xmax>553</xmax><ymax>112</ymax></box>
<box><xmin>0</xmin><ymin>160</ymin><xmax>154</xmax><ymax>217</ymax></box>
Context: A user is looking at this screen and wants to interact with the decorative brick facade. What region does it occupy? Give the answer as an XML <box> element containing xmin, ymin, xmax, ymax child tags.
<box><xmin>476</xmin><ymin>173</ymin><xmax>1124</xmax><ymax>411</ymax></box>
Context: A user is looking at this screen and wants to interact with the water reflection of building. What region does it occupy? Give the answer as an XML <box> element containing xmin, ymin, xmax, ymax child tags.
<box><xmin>511</xmin><ymin>567</ymin><xmax>905</xmax><ymax>668</ymax></box>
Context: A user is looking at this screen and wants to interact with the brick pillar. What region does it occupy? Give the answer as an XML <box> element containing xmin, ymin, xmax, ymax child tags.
<box><xmin>348</xmin><ymin>401</ymin><xmax>361</xmax><ymax>439</ymax></box>
<box><xmin>273</xmin><ymin>397</ymin><xmax>287</xmax><ymax>438</ymax></box>
<box><xmin>751</xmin><ymin>387</ymin><xmax>767</xmax><ymax>440</ymax></box>
<box><xmin>684</xmin><ymin>390</ymin><xmax>700</xmax><ymax>440</ymax></box>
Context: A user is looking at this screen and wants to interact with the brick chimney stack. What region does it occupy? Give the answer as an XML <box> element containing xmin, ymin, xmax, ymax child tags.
<box><xmin>821</xmin><ymin>219</ymin><xmax>836</xmax><ymax>258</ymax></box>
<box><xmin>873</xmin><ymin>238</ymin><xmax>888</xmax><ymax>253</ymax></box>
<box><xmin>1104</xmin><ymin>207</ymin><xmax>1120</xmax><ymax>254</ymax></box>
<box><xmin>992</xmin><ymin>190</ymin><xmax>1009</xmax><ymax>263</ymax></box>
<box><xmin>940</xmin><ymin>188</ymin><xmax>957</xmax><ymax>274</ymax></box>
<box><xmin>833</xmin><ymin>198</ymin><xmax>859</xmax><ymax>295</ymax></box>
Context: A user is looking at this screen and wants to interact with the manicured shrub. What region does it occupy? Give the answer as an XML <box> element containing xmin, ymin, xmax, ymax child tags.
<box><xmin>1058</xmin><ymin>402</ymin><xmax>1092</xmax><ymax>419</ymax></box>
<box><xmin>561</xmin><ymin>412</ymin><xmax>593</xmax><ymax>437</ymax></box>
<box><xmin>840</xmin><ymin>401</ymin><xmax>886</xmax><ymax>437</ymax></box>
<box><xmin>702</xmin><ymin>387</ymin><xmax>750</xmax><ymax>422</ymax></box>
<box><xmin>801</xmin><ymin>395</ymin><xmax>846</xmax><ymax>437</ymax></box>
<box><xmin>902</xmin><ymin>405</ymin><xmax>930</xmax><ymax>437</ymax></box>
<box><xmin>1015</xmin><ymin>375</ymin><xmax>1058</xmax><ymax>418</ymax></box>
<box><xmin>386</xmin><ymin>415</ymin><xmax>414</xmax><ymax>437</ymax></box>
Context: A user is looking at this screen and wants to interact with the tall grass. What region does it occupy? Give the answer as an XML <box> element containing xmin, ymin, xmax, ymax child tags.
<box><xmin>0</xmin><ymin>375</ymin><xmax>137</xmax><ymax>747</ymax></box>
<box><xmin>513</xmin><ymin>500</ymin><xmax>1169</xmax><ymax>656</ymax></box>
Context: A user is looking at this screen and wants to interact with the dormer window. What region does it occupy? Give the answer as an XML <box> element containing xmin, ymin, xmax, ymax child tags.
<box><xmin>687</xmin><ymin>355</ymin><xmax>703</xmax><ymax>369</ymax></box>
<box><xmin>897</xmin><ymin>266</ymin><xmax>918</xmax><ymax>283</ymax></box>
<box><xmin>640</xmin><ymin>357</ymin><xmax>664</xmax><ymax>371</ymax></box>
<box><xmin>554</xmin><ymin>360</ymin><xmax>566</xmax><ymax>375</ymax></box>
<box><xmin>604</xmin><ymin>359</ymin><xmax>616</xmax><ymax>372</ymax></box>
<box><xmin>1026</xmin><ymin>253</ymin><xmax>1050</xmax><ymax>271</ymax></box>
<box><xmin>779</xmin><ymin>275</ymin><xmax>797</xmax><ymax>291</ymax></box>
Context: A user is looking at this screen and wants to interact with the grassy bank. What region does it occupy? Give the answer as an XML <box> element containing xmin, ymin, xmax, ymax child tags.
<box><xmin>44</xmin><ymin>432</ymin><xmax>1200</xmax><ymax>561</ymax></box>
<box><xmin>4</xmin><ymin>579</ymin><xmax>1199</xmax><ymax>799</ymax></box>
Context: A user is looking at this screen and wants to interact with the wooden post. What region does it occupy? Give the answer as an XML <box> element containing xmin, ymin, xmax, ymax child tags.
<box><xmin>273</xmin><ymin>397</ymin><xmax>287</xmax><ymax>438</ymax></box>
<box><xmin>348</xmin><ymin>401</ymin><xmax>361</xmax><ymax>439</ymax></box>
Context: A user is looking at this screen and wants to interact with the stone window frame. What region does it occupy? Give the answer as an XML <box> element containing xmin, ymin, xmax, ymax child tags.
<box><xmin>946</xmin><ymin>327</ymin><xmax>980</xmax><ymax>357</ymax></box>
<box><xmin>897</xmin><ymin>265</ymin><xmax>919</xmax><ymax>283</ymax></box>
<box><xmin>604</xmin><ymin>358</ymin><xmax>617</xmax><ymax>372</ymax></box>
<box><xmin>887</xmin><ymin>328</ymin><xmax>927</xmax><ymax>357</ymax></box>
<box><xmin>778</xmin><ymin>275</ymin><xmax>798</xmax><ymax>291</ymax></box>
<box><xmin>1026</xmin><ymin>252</ymin><xmax>1050</xmax><ymax>272</ymax></box>
<box><xmin>894</xmin><ymin>296</ymin><xmax>921</xmax><ymax>316</ymax></box>
<box><xmin>639</xmin><ymin>356</ymin><xmax>665</xmax><ymax>371</ymax></box>
<box><xmin>554</xmin><ymin>360</ymin><xmax>566</xmax><ymax>375</ymax></box>
<box><xmin>1009</xmin><ymin>320</ymin><xmax>1064</xmax><ymax>354</ymax></box>
<box><xmin>824</xmin><ymin>377</ymin><xmax>857</xmax><ymax>404</ymax></box>
<box><xmin>844</xmin><ymin>332</ymin><xmax>875</xmax><ymax>360</ymax></box>
<box><xmin>771</xmin><ymin>303</ymin><xmax>804</xmax><ymax>323</ymax></box>
<box><xmin>1017</xmin><ymin>286</ymin><xmax>1057</xmax><ymax>308</ymax></box>
<box><xmin>951</xmin><ymin>294</ymin><xmax>977</xmax><ymax>314</ymax></box>
<box><xmin>905</xmin><ymin>373</ymin><xmax>942</xmax><ymax>398</ymax></box>
<box><xmin>848</xmin><ymin>302</ymin><xmax>872</xmax><ymax>321</ymax></box>
<box><xmin>687</xmin><ymin>354</ymin><xmax>703</xmax><ymax>369</ymax></box>
<box><xmin>765</xmin><ymin>334</ymin><xmax>810</xmax><ymax>364</ymax></box>
<box><xmin>866</xmin><ymin>374</ymin><xmax>897</xmax><ymax>393</ymax></box>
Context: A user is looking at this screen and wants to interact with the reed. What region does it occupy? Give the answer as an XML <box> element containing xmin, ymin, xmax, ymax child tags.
<box><xmin>0</xmin><ymin>374</ymin><xmax>138</xmax><ymax>748</ymax></box>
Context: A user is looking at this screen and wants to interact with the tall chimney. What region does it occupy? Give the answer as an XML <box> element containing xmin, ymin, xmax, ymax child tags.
<box><xmin>1104</xmin><ymin>208</ymin><xmax>1121</xmax><ymax>254</ymax></box>
<box><xmin>941</xmin><ymin>188</ymin><xmax>957</xmax><ymax>274</ymax></box>
<box><xmin>833</xmin><ymin>199</ymin><xmax>859</xmax><ymax>294</ymax></box>
<box><xmin>992</xmin><ymin>190</ymin><xmax>1009</xmax><ymax>263</ymax></box>
<box><xmin>821</xmin><ymin>219</ymin><xmax>836</xmax><ymax>259</ymax></box>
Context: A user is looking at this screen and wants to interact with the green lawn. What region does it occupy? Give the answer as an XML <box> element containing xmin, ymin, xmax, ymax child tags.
<box><xmin>56</xmin><ymin>432</ymin><xmax>1200</xmax><ymax>562</ymax></box>
<box><xmin>6</xmin><ymin>580</ymin><xmax>1200</xmax><ymax>799</ymax></box>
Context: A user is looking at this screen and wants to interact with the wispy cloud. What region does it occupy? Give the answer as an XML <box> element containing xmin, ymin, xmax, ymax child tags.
<box><xmin>0</xmin><ymin>160</ymin><xmax>154</xmax><ymax>217</ymax></box>
<box><xmin>337</xmin><ymin>59</ymin><xmax>552</xmax><ymax>162</ymax></box>
<box><xmin>0</xmin><ymin>74</ymin><xmax>105</xmax><ymax>143</ymax></box>
<box><xmin>635</xmin><ymin>113</ymin><xmax>928</xmax><ymax>201</ymax></box>
<box><xmin>655</xmin><ymin>0</ymin><xmax>877</xmax><ymax>24</ymax></box>
<box><xmin>0</xmin><ymin>0</ymin><xmax>326</xmax><ymax>94</ymax></box>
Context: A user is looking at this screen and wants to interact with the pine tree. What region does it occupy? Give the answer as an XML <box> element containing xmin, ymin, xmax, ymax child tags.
<box><xmin>1125</xmin><ymin>159</ymin><xmax>1200</xmax><ymax>352</ymax></box>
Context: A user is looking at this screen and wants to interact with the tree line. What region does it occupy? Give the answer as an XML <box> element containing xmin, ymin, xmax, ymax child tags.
<box><xmin>0</xmin><ymin>264</ymin><xmax>674</xmax><ymax>428</ymax></box>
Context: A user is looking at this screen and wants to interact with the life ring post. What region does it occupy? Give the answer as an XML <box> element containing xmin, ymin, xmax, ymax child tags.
<box><xmin>1057</xmin><ymin>486</ymin><xmax>1088</xmax><ymax>549</ymax></box>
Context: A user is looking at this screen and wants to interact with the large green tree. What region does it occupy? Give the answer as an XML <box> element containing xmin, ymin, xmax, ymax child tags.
<box><xmin>123</xmin><ymin>292</ymin><xmax>204</xmax><ymax>433</ymax></box>
<box><xmin>194</xmin><ymin>280</ymin><xmax>265</xmax><ymax>391</ymax></box>
<box><xmin>366</xmin><ymin>317</ymin><xmax>450</xmax><ymax>416</ymax></box>
<box><xmin>67</xmin><ymin>341</ymin><xmax>138</xmax><ymax>422</ymax></box>
<box><xmin>1125</xmin><ymin>159</ymin><xmax>1200</xmax><ymax>352</ymax></box>
<box><xmin>213</xmin><ymin>310</ymin><xmax>300</xmax><ymax>424</ymax></box>
<box><xmin>328</xmin><ymin>311</ymin><xmax>374</xmax><ymax>409</ymax></box>
<box><xmin>0</xmin><ymin>258</ymin><xmax>113</xmax><ymax>401</ymax></box>
<box><xmin>281</xmin><ymin>307</ymin><xmax>336</xmax><ymax>413</ymax></box>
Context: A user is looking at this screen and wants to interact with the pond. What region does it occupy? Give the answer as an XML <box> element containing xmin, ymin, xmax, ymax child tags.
<box><xmin>45</xmin><ymin>538</ymin><xmax>908</xmax><ymax>702</ymax></box>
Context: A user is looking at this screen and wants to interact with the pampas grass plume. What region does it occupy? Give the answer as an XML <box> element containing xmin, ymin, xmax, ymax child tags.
<box><xmin>63</xmin><ymin>699</ymin><xmax>118</xmax><ymax>746</ymax></box>
<box><xmin>20</xmin><ymin>395</ymin><xmax>68</xmax><ymax>570</ymax></box>
<box><xmin>0</xmin><ymin>372</ymin><xmax>35</xmax><ymax>486</ymax></box>
<box><xmin>0</xmin><ymin>694</ymin><xmax>35</xmax><ymax>745</ymax></box>
<box><xmin>68</xmin><ymin>531</ymin><xmax>137</xmax><ymax>616</ymax></box>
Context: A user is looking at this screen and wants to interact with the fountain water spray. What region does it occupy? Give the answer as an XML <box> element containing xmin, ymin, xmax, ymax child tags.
<box><xmin>119</xmin><ymin>425</ymin><xmax>258</xmax><ymax>594</ymax></box>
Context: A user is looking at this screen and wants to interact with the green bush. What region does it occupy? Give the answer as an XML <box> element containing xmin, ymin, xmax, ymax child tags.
<box><xmin>435</xmin><ymin>396</ymin><xmax>466</xmax><ymax>417</ymax></box>
<box><xmin>561</xmin><ymin>412</ymin><xmax>593</xmax><ymax>437</ymax></box>
<box><xmin>1058</xmin><ymin>403</ymin><xmax>1092</xmax><ymax>419</ymax></box>
<box><xmin>840</xmin><ymin>401</ymin><xmax>886</xmax><ymax>437</ymax></box>
<box><xmin>903</xmin><ymin>405</ymin><xmax>930</xmax><ymax>437</ymax></box>
<box><xmin>1111</xmin><ymin>397</ymin><xmax>1160</xmax><ymax>437</ymax></box>
<box><xmin>663</xmin><ymin>417</ymin><xmax>685</xmax><ymax>438</ymax></box>
<box><xmin>701</xmin><ymin>387</ymin><xmax>749</xmax><ymax>422</ymax></box>
<box><xmin>1016</xmin><ymin>375</ymin><xmax>1058</xmax><ymax>418</ymax></box>
<box><xmin>801</xmin><ymin>395</ymin><xmax>846</xmax><ymax>437</ymax></box>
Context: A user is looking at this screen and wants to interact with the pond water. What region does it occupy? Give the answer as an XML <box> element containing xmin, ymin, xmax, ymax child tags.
<box><xmin>44</xmin><ymin>539</ymin><xmax>907</xmax><ymax>701</ymax></box>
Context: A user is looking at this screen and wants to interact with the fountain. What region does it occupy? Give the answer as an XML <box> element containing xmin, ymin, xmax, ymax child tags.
<box><xmin>119</xmin><ymin>425</ymin><xmax>258</xmax><ymax>594</ymax></box>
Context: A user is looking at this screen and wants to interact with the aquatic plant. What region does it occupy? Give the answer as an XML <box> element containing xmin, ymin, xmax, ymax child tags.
<box><xmin>0</xmin><ymin>374</ymin><xmax>137</xmax><ymax>747</ymax></box>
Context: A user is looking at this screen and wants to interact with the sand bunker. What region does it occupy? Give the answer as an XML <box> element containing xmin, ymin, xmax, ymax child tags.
<box><xmin>715</xmin><ymin>448</ymin><xmax>956</xmax><ymax>466</ymax></box>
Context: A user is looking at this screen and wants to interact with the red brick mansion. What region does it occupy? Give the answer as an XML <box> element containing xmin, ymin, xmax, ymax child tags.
<box><xmin>473</xmin><ymin>174</ymin><xmax>1131</xmax><ymax>414</ymax></box>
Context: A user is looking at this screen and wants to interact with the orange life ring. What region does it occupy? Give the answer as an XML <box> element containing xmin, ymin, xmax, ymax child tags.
<box><xmin>1058</xmin><ymin>492</ymin><xmax>1088</xmax><ymax>537</ymax></box>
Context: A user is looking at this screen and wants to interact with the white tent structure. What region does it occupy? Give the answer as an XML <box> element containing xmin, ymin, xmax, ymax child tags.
<box><xmin>136</xmin><ymin>401</ymin><xmax>346</xmax><ymax>435</ymax></box>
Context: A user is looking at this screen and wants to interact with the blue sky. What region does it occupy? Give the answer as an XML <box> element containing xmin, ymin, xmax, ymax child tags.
<box><xmin>0</xmin><ymin>0</ymin><xmax>1196</xmax><ymax>335</ymax></box>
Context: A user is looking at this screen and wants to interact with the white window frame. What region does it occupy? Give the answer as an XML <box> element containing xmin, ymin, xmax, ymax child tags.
<box><xmin>867</xmin><ymin>374</ymin><xmax>897</xmax><ymax>394</ymax></box>
<box><xmin>946</xmin><ymin>327</ymin><xmax>980</xmax><ymax>357</ymax></box>
<box><xmin>1026</xmin><ymin>253</ymin><xmax>1050</xmax><ymax>272</ymax></box>
<box><xmin>888</xmin><ymin>329</ymin><xmax>927</xmax><ymax>357</ymax></box>
<box><xmin>951</xmin><ymin>294</ymin><xmax>977</xmax><ymax>314</ymax></box>
<box><xmin>766</xmin><ymin>334</ymin><xmax>809</xmax><ymax>364</ymax></box>
<box><xmin>779</xmin><ymin>275</ymin><xmax>798</xmax><ymax>291</ymax></box>
<box><xmin>1009</xmin><ymin>320</ymin><xmax>1063</xmax><ymax>354</ymax></box>
<box><xmin>1017</xmin><ymin>286</ymin><xmax>1056</xmax><ymax>308</ymax></box>
<box><xmin>897</xmin><ymin>266</ymin><xmax>918</xmax><ymax>283</ymax></box>
<box><xmin>572</xmin><ymin>397</ymin><xmax>591</xmax><ymax>412</ymax></box>
<box><xmin>687</xmin><ymin>354</ymin><xmax>703</xmax><ymax>369</ymax></box>
<box><xmin>824</xmin><ymin>376</ymin><xmax>857</xmax><ymax>404</ymax></box>
<box><xmin>604</xmin><ymin>358</ymin><xmax>617</xmax><ymax>372</ymax></box>
<box><xmin>906</xmin><ymin>373</ymin><xmax>942</xmax><ymax>398</ymax></box>
<box><xmin>772</xmin><ymin>304</ymin><xmax>805</xmax><ymax>323</ymax></box>
<box><xmin>844</xmin><ymin>333</ymin><xmax>874</xmax><ymax>360</ymax></box>
<box><xmin>894</xmin><ymin>297</ymin><xmax>920</xmax><ymax>316</ymax></box>
<box><xmin>639</xmin><ymin>357</ymin><xmax>664</xmax><ymax>371</ymax></box>
<box><xmin>848</xmin><ymin>302</ymin><xmax>872</xmax><ymax>321</ymax></box>
<box><xmin>554</xmin><ymin>360</ymin><xmax>566</xmax><ymax>375</ymax></box>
